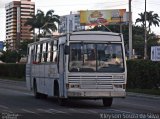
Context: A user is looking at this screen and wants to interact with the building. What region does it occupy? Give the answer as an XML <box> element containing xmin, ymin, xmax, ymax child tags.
<box><xmin>5</xmin><ymin>0</ymin><xmax>35</xmax><ymax>50</ymax></box>
<box><xmin>59</xmin><ymin>14</ymin><xmax>85</xmax><ymax>34</ymax></box>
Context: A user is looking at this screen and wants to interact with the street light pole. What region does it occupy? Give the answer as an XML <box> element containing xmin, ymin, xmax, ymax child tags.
<box><xmin>144</xmin><ymin>0</ymin><xmax>147</xmax><ymax>59</ymax></box>
<box><xmin>129</xmin><ymin>0</ymin><xmax>132</xmax><ymax>59</ymax></box>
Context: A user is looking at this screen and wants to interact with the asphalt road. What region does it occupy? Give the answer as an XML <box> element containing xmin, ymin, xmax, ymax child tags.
<box><xmin>0</xmin><ymin>79</ymin><xmax>160</xmax><ymax>119</ymax></box>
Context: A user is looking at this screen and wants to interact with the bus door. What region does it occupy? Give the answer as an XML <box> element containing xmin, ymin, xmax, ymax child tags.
<box><xmin>59</xmin><ymin>44</ymin><xmax>66</xmax><ymax>97</ymax></box>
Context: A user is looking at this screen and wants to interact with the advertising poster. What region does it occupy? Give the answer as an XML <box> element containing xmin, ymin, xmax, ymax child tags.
<box><xmin>151</xmin><ymin>46</ymin><xmax>160</xmax><ymax>61</ymax></box>
<box><xmin>80</xmin><ymin>9</ymin><xmax>126</xmax><ymax>25</ymax></box>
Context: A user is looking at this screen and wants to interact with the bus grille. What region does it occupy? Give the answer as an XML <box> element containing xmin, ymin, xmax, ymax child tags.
<box><xmin>68</xmin><ymin>74</ymin><xmax>124</xmax><ymax>89</ymax></box>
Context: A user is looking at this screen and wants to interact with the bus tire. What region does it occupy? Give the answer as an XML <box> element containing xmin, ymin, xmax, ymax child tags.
<box><xmin>33</xmin><ymin>81</ymin><xmax>41</xmax><ymax>99</ymax></box>
<box><xmin>102</xmin><ymin>98</ymin><xmax>113</xmax><ymax>107</ymax></box>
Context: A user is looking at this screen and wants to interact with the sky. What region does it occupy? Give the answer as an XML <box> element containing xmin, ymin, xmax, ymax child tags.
<box><xmin>0</xmin><ymin>0</ymin><xmax>160</xmax><ymax>41</ymax></box>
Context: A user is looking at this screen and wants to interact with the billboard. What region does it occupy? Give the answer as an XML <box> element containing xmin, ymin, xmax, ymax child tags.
<box><xmin>80</xmin><ymin>9</ymin><xmax>126</xmax><ymax>25</ymax></box>
<box><xmin>151</xmin><ymin>46</ymin><xmax>160</xmax><ymax>61</ymax></box>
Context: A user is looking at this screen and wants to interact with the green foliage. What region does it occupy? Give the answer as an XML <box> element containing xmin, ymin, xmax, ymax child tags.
<box><xmin>133</xmin><ymin>34</ymin><xmax>144</xmax><ymax>56</ymax></box>
<box><xmin>127</xmin><ymin>89</ymin><xmax>160</xmax><ymax>95</ymax></box>
<box><xmin>0</xmin><ymin>40</ymin><xmax>33</xmax><ymax>63</ymax></box>
<box><xmin>25</xmin><ymin>9</ymin><xmax>60</xmax><ymax>37</ymax></box>
<box><xmin>0</xmin><ymin>50</ymin><xmax>21</xmax><ymax>63</ymax></box>
<box><xmin>0</xmin><ymin>64</ymin><xmax>25</xmax><ymax>79</ymax></box>
<box><xmin>135</xmin><ymin>11</ymin><xmax>160</xmax><ymax>33</ymax></box>
<box><xmin>127</xmin><ymin>60</ymin><xmax>160</xmax><ymax>89</ymax></box>
<box><xmin>19</xmin><ymin>39</ymin><xmax>34</xmax><ymax>57</ymax></box>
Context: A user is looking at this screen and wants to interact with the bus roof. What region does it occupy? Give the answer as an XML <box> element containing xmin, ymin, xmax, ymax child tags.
<box><xmin>69</xmin><ymin>31</ymin><xmax>123</xmax><ymax>42</ymax></box>
<box><xmin>70</xmin><ymin>31</ymin><xmax>121</xmax><ymax>36</ymax></box>
<box><xmin>28</xmin><ymin>31</ymin><xmax>123</xmax><ymax>46</ymax></box>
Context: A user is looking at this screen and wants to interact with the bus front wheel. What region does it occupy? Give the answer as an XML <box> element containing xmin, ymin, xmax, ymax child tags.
<box><xmin>102</xmin><ymin>98</ymin><xmax>113</xmax><ymax>107</ymax></box>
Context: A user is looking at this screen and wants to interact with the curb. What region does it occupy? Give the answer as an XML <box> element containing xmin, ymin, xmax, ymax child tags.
<box><xmin>127</xmin><ymin>92</ymin><xmax>160</xmax><ymax>100</ymax></box>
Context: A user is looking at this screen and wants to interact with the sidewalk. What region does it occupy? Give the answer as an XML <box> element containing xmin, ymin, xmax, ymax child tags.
<box><xmin>127</xmin><ymin>92</ymin><xmax>160</xmax><ymax>100</ymax></box>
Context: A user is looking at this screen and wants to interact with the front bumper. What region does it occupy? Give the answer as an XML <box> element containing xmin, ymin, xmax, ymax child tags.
<box><xmin>67</xmin><ymin>89</ymin><xmax>126</xmax><ymax>98</ymax></box>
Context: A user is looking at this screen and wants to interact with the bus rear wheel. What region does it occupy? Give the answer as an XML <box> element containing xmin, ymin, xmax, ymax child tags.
<box><xmin>102</xmin><ymin>98</ymin><xmax>113</xmax><ymax>107</ymax></box>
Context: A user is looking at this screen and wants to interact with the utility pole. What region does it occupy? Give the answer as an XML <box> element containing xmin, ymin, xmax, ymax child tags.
<box><xmin>129</xmin><ymin>0</ymin><xmax>132</xmax><ymax>59</ymax></box>
<box><xmin>144</xmin><ymin>0</ymin><xmax>147</xmax><ymax>59</ymax></box>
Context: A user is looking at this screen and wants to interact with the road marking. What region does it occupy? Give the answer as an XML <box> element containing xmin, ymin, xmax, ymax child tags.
<box><xmin>109</xmin><ymin>109</ymin><xmax>133</xmax><ymax>114</ymax></box>
<box><xmin>21</xmin><ymin>109</ymin><xmax>37</xmax><ymax>114</ymax></box>
<box><xmin>0</xmin><ymin>105</ymin><xmax>9</xmax><ymax>109</ymax></box>
<box><xmin>22</xmin><ymin>92</ymin><xmax>33</xmax><ymax>96</ymax></box>
<box><xmin>37</xmin><ymin>108</ymin><xmax>56</xmax><ymax>114</ymax></box>
<box><xmin>49</xmin><ymin>109</ymin><xmax>67</xmax><ymax>113</ymax></box>
<box><xmin>87</xmin><ymin>110</ymin><xmax>98</xmax><ymax>113</ymax></box>
<box><xmin>2</xmin><ymin>110</ymin><xmax>13</xmax><ymax>113</ymax></box>
<box><xmin>68</xmin><ymin>108</ymin><xmax>89</xmax><ymax>113</ymax></box>
<box><xmin>123</xmin><ymin>102</ymin><xmax>158</xmax><ymax>109</ymax></box>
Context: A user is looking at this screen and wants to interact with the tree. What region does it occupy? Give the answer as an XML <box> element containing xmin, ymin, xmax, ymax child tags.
<box><xmin>135</xmin><ymin>11</ymin><xmax>160</xmax><ymax>33</ymax></box>
<box><xmin>135</xmin><ymin>13</ymin><xmax>145</xmax><ymax>28</ymax></box>
<box><xmin>41</xmin><ymin>10</ymin><xmax>60</xmax><ymax>36</ymax></box>
<box><xmin>147</xmin><ymin>11</ymin><xmax>160</xmax><ymax>33</ymax></box>
<box><xmin>25</xmin><ymin>9</ymin><xmax>60</xmax><ymax>38</ymax></box>
<box><xmin>135</xmin><ymin>11</ymin><xmax>160</xmax><ymax>59</ymax></box>
<box><xmin>18</xmin><ymin>39</ymin><xmax>34</xmax><ymax>57</ymax></box>
<box><xmin>0</xmin><ymin>50</ymin><xmax>21</xmax><ymax>63</ymax></box>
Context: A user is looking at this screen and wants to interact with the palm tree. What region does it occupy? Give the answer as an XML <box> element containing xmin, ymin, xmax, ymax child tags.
<box><xmin>35</xmin><ymin>9</ymin><xmax>45</xmax><ymax>35</ymax></box>
<box><xmin>25</xmin><ymin>9</ymin><xmax>60</xmax><ymax>38</ymax></box>
<box><xmin>135</xmin><ymin>11</ymin><xmax>160</xmax><ymax>33</ymax></box>
<box><xmin>42</xmin><ymin>10</ymin><xmax>60</xmax><ymax>36</ymax></box>
<box><xmin>147</xmin><ymin>11</ymin><xmax>160</xmax><ymax>33</ymax></box>
<box><xmin>135</xmin><ymin>13</ymin><xmax>145</xmax><ymax>28</ymax></box>
<box><xmin>135</xmin><ymin>11</ymin><xmax>160</xmax><ymax>59</ymax></box>
<box><xmin>25</xmin><ymin>12</ymin><xmax>44</xmax><ymax>37</ymax></box>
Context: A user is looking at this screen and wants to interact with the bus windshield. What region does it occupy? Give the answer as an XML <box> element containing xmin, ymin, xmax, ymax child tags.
<box><xmin>69</xmin><ymin>43</ymin><xmax>124</xmax><ymax>72</ymax></box>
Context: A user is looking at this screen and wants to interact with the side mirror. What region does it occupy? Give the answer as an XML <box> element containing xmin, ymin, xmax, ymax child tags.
<box><xmin>64</xmin><ymin>45</ymin><xmax>70</xmax><ymax>55</ymax></box>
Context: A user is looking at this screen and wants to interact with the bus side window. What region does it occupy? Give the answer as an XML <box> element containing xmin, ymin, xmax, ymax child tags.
<box><xmin>36</xmin><ymin>44</ymin><xmax>40</xmax><ymax>63</ymax></box>
<box><xmin>42</xmin><ymin>43</ymin><xmax>48</xmax><ymax>62</ymax></box>
<box><xmin>27</xmin><ymin>46</ymin><xmax>32</xmax><ymax>64</ymax></box>
<box><xmin>34</xmin><ymin>45</ymin><xmax>37</xmax><ymax>62</ymax></box>
<box><xmin>45</xmin><ymin>42</ymin><xmax>48</xmax><ymax>62</ymax></box>
<box><xmin>50</xmin><ymin>41</ymin><xmax>54</xmax><ymax>62</ymax></box>
<box><xmin>50</xmin><ymin>40</ymin><xmax>58</xmax><ymax>63</ymax></box>
<box><xmin>47</xmin><ymin>42</ymin><xmax>51</xmax><ymax>62</ymax></box>
<box><xmin>39</xmin><ymin>44</ymin><xmax>43</xmax><ymax>63</ymax></box>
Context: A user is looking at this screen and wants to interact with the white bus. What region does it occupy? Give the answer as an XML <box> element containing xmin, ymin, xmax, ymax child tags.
<box><xmin>26</xmin><ymin>31</ymin><xmax>127</xmax><ymax>107</ymax></box>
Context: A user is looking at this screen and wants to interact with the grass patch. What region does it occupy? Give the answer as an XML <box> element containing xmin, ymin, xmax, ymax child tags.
<box><xmin>127</xmin><ymin>88</ymin><xmax>160</xmax><ymax>96</ymax></box>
